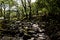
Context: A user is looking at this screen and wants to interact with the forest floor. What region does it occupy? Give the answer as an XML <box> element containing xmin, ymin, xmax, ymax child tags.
<box><xmin>0</xmin><ymin>20</ymin><xmax>51</xmax><ymax>40</ymax></box>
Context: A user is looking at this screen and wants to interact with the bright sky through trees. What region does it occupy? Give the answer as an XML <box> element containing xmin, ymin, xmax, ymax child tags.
<box><xmin>31</xmin><ymin>0</ymin><xmax>36</xmax><ymax>2</ymax></box>
<box><xmin>15</xmin><ymin>0</ymin><xmax>36</xmax><ymax>5</ymax></box>
<box><xmin>2</xmin><ymin>0</ymin><xmax>36</xmax><ymax>10</ymax></box>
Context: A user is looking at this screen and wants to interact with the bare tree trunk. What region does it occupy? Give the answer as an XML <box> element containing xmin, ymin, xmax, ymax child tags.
<box><xmin>16</xmin><ymin>6</ymin><xmax>20</xmax><ymax>20</ymax></box>
<box><xmin>8</xmin><ymin>1</ymin><xmax>10</xmax><ymax>21</ymax></box>
<box><xmin>0</xmin><ymin>2</ymin><xmax>3</xmax><ymax>17</ymax></box>
<box><xmin>28</xmin><ymin>0</ymin><xmax>32</xmax><ymax>20</ymax></box>
<box><xmin>21</xmin><ymin>0</ymin><xmax>28</xmax><ymax>19</ymax></box>
<box><xmin>25</xmin><ymin>0</ymin><xmax>28</xmax><ymax>19</ymax></box>
<box><xmin>2</xmin><ymin>1</ymin><xmax>6</xmax><ymax>19</ymax></box>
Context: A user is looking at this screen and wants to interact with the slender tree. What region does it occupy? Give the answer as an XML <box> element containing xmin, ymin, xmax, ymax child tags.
<box><xmin>0</xmin><ymin>2</ymin><xmax>3</xmax><ymax>17</ymax></box>
<box><xmin>2</xmin><ymin>1</ymin><xmax>6</xmax><ymax>19</ymax></box>
<box><xmin>27</xmin><ymin>0</ymin><xmax>32</xmax><ymax>20</ymax></box>
<box><xmin>8</xmin><ymin>0</ymin><xmax>10</xmax><ymax>21</ymax></box>
<box><xmin>16</xmin><ymin>5</ymin><xmax>20</xmax><ymax>20</ymax></box>
<box><xmin>21</xmin><ymin>0</ymin><xmax>28</xmax><ymax>19</ymax></box>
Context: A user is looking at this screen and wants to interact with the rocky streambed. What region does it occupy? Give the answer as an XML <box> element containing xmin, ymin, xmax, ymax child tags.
<box><xmin>0</xmin><ymin>20</ymin><xmax>50</xmax><ymax>40</ymax></box>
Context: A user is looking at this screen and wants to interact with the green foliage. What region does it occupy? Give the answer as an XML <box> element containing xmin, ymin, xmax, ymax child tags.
<box><xmin>35</xmin><ymin>0</ymin><xmax>60</xmax><ymax>14</ymax></box>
